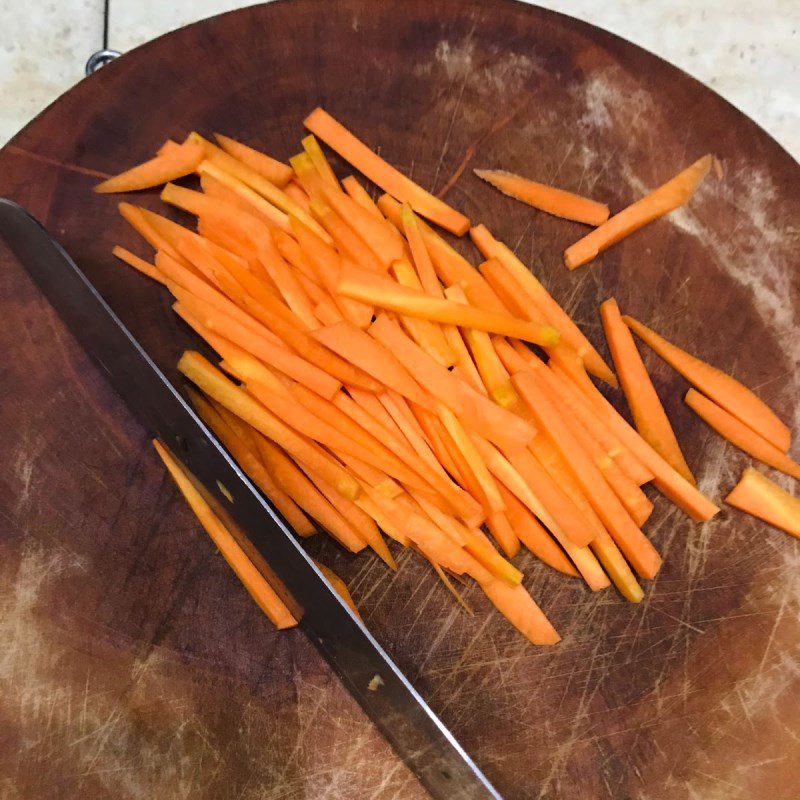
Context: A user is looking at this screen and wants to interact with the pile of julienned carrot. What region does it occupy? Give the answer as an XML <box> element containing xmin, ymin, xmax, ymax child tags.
<box><xmin>96</xmin><ymin>107</ymin><xmax>799</xmax><ymax>646</ymax></box>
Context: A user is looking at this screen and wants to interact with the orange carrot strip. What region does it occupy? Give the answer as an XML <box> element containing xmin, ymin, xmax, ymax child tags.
<box><xmin>336</xmin><ymin>451</ymin><xmax>402</xmax><ymax>498</ymax></box>
<box><xmin>342</xmin><ymin>175</ymin><xmax>384</xmax><ymax>218</ymax></box>
<box><xmin>310</xmin><ymin>199</ymin><xmax>386</xmax><ymax>273</ymax></box>
<box><xmin>564</xmin><ymin>155</ymin><xmax>713</xmax><ymax>269</ymax></box>
<box><xmin>486</xmin><ymin>511</ymin><xmax>520</xmax><ymax>559</ymax></box>
<box><xmin>337</xmin><ymin>271</ymin><xmax>559</xmax><ymax>346</ymax></box>
<box><xmin>302</xmin><ymin>134</ymin><xmax>339</xmax><ymax>186</ymax></box>
<box><xmin>379</xmin><ymin>194</ymin><xmax>507</xmax><ymax>312</ymax></box>
<box><xmin>405</xmin><ymin>493</ymin><xmax>468</xmax><ymax>547</ymax></box>
<box><xmin>289</xmin><ymin>152</ymin><xmax>327</xmax><ymax>199</ymax></box>
<box><xmin>272</xmin><ymin>229</ymin><xmax>321</xmax><ymax>285</ymax></box>
<box><xmin>253</xmin><ymin>435</ymin><xmax>365</xmax><ymax>552</ymax></box>
<box><xmin>285</xmin><ymin>180</ymin><xmax>312</xmax><ymax>212</ymax></box>
<box><xmin>304</xmin><ymin>107</ymin><xmax>470</xmax><ymax>235</ymax></box>
<box><xmin>112</xmin><ymin>246</ymin><xmax>164</xmax><ymax>284</ymax></box>
<box><xmin>355</xmin><ymin>488</ymin><xmax>411</xmax><ymax>547</ymax></box>
<box><xmin>95</xmin><ymin>140</ymin><xmax>203</xmax><ymax>193</ymax></box>
<box><xmin>153</xmin><ymin>440</ymin><xmax>297</xmax><ymax>628</ymax></box>
<box><xmin>514</xmin><ymin>370</ymin><xmax>661</xmax><ymax>579</ymax></box>
<box><xmin>322</xmin><ymin>183</ymin><xmax>406</xmax><ymax>267</ymax></box>
<box><xmin>315</xmin><ymin>561</ymin><xmax>362</xmax><ymax>618</ymax></box>
<box><xmin>389</xmin><ymin>260</ymin><xmax>456</xmax><ymax>367</ymax></box>
<box><xmin>686</xmin><ymin>389</ymin><xmax>800</xmax><ymax>480</ymax></box>
<box><xmin>725</xmin><ymin>468</ymin><xmax>800</xmax><ymax>539</ymax></box>
<box><xmin>188</xmin><ymin>390</ymin><xmax>313</xmax><ymax>536</ymax></box>
<box><xmin>118</xmin><ymin>202</ymin><xmax>190</xmax><ymax>265</ymax></box>
<box><xmin>214</xmin><ymin>133</ymin><xmax>293</xmax><ymax>187</ymax></box>
<box><xmin>625</xmin><ymin>315</ymin><xmax>791</xmax><ymax>453</ymax></box>
<box><xmin>479</xmin><ymin>578</ymin><xmax>560</xmax><ymax>646</ymax></box>
<box><xmin>499</xmin><ymin>485</ymin><xmax>577</xmax><ymax>577</ymax></box>
<box><xmin>312</xmin><ymin>322</ymin><xmax>434</xmax><ymax>410</ymax></box>
<box><xmin>471</xmin><ymin>224</ymin><xmax>617</xmax><ymax>386</ymax></box>
<box><xmin>410</xmin><ymin>406</ymin><xmax>465</xmax><ymax>484</ymax></box>
<box><xmin>179</xmin><ymin>352</ymin><xmax>359</xmax><ymax>500</ymax></box>
<box><xmin>474</xmin><ymin>169</ymin><xmax>610</xmax><ymax>225</ymax></box>
<box><xmin>291</xmin><ymin>217</ymin><xmax>374</xmax><ymax>328</ymax></box>
<box><xmin>601</xmin><ymin>299</ymin><xmax>695</xmax><ymax>484</ymax></box>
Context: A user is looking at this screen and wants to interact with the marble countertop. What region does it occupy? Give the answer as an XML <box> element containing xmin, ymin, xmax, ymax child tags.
<box><xmin>1</xmin><ymin>0</ymin><xmax>798</xmax><ymax>158</ymax></box>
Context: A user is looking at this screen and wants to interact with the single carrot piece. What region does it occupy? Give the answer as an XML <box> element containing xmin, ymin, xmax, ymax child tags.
<box><xmin>336</xmin><ymin>450</ymin><xmax>402</xmax><ymax>498</ymax></box>
<box><xmin>178</xmin><ymin>352</ymin><xmax>359</xmax><ymax>500</ymax></box>
<box><xmin>475</xmin><ymin>168</ymin><xmax>610</xmax><ymax>226</ymax></box>
<box><xmin>188</xmin><ymin>390</ymin><xmax>314</xmax><ymax>536</ymax></box>
<box><xmin>118</xmin><ymin>202</ymin><xmax>190</xmax><ymax>266</ymax></box>
<box><xmin>462</xmin><ymin>528</ymin><xmax>523</xmax><ymax>586</ymax></box>
<box><xmin>624</xmin><ymin>315</ymin><xmax>791</xmax><ymax>453</ymax></box>
<box><xmin>337</xmin><ymin>270</ymin><xmax>560</xmax><ymax>346</ymax></box>
<box><xmin>304</xmin><ymin>107</ymin><xmax>470</xmax><ymax>235</ymax></box>
<box><xmin>478</xmin><ymin>577</ymin><xmax>560</xmax><ymax>645</ymax></box>
<box><xmin>686</xmin><ymin>389</ymin><xmax>800</xmax><ymax>480</ymax></box>
<box><xmin>471</xmin><ymin>224</ymin><xmax>617</xmax><ymax>386</ymax></box>
<box><xmin>342</xmin><ymin>175</ymin><xmax>384</xmax><ymax>218</ymax></box>
<box><xmin>400</xmin><ymin>204</ymin><xmax>442</xmax><ymax>296</ymax></box>
<box><xmin>310</xmin><ymin>199</ymin><xmax>386</xmax><ymax>273</ymax></box>
<box><xmin>499</xmin><ymin>485</ymin><xmax>577</xmax><ymax>576</ymax></box>
<box><xmin>409</xmin><ymin>406</ymin><xmax>465</xmax><ymax>484</ymax></box>
<box><xmin>486</xmin><ymin>511</ymin><xmax>520</xmax><ymax>559</ymax></box>
<box><xmin>514</xmin><ymin>370</ymin><xmax>662</xmax><ymax>579</ymax></box>
<box><xmin>301</xmin><ymin>134</ymin><xmax>339</xmax><ymax>187</ymax></box>
<box><xmin>562</xmin><ymin>365</ymin><xmax>720</xmax><ymax>521</ymax></box>
<box><xmin>284</xmin><ymin>180</ymin><xmax>312</xmax><ymax>213</ymax></box>
<box><xmin>197</xmin><ymin>216</ymin><xmax>260</xmax><ymax>263</ymax></box>
<box><xmin>112</xmin><ymin>246</ymin><xmax>164</xmax><ymax>284</ymax></box>
<box><xmin>312</xmin><ymin>322</ymin><xmax>435</xmax><ymax>410</ymax></box>
<box><xmin>443</xmin><ymin>282</ymin><xmax>517</xmax><ymax>408</ymax></box>
<box><xmin>601</xmin><ymin>299</ymin><xmax>695</xmax><ymax>484</ymax></box>
<box><xmin>214</xmin><ymin>133</ymin><xmax>293</xmax><ymax>187</ymax></box>
<box><xmin>321</xmin><ymin>183</ymin><xmax>406</xmax><ymax>267</ymax></box>
<box><xmin>564</xmin><ymin>155</ymin><xmax>713</xmax><ymax>269</ymax></box>
<box><xmin>272</xmin><ymin>229</ymin><xmax>322</xmax><ymax>285</ymax></box>
<box><xmin>289</xmin><ymin>152</ymin><xmax>327</xmax><ymax>199</ymax></box>
<box><xmin>153</xmin><ymin>439</ymin><xmax>297</xmax><ymax>628</ymax></box>
<box><xmin>95</xmin><ymin>139</ymin><xmax>204</xmax><ymax>193</ymax></box>
<box><xmin>405</xmin><ymin>493</ymin><xmax>468</xmax><ymax>547</ymax></box>
<box><xmin>389</xmin><ymin>260</ymin><xmax>456</xmax><ymax>367</ymax></box>
<box><xmin>314</xmin><ymin>561</ymin><xmax>361</xmax><ymax>618</ymax></box>
<box><xmin>253</xmin><ymin>435</ymin><xmax>366</xmax><ymax>552</ymax></box>
<box><xmin>355</xmin><ymin>488</ymin><xmax>411</xmax><ymax>547</ymax></box>
<box><xmin>725</xmin><ymin>468</ymin><xmax>800</xmax><ymax>539</ymax></box>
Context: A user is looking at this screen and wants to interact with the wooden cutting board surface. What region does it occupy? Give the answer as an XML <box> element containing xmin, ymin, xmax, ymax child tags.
<box><xmin>1</xmin><ymin>1</ymin><xmax>798</xmax><ymax>797</ymax></box>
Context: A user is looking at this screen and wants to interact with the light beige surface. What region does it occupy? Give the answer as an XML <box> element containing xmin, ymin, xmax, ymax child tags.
<box><xmin>0</xmin><ymin>0</ymin><xmax>798</xmax><ymax>157</ymax></box>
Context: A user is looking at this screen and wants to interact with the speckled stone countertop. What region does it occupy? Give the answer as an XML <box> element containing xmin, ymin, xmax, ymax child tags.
<box><xmin>1</xmin><ymin>0</ymin><xmax>798</xmax><ymax>156</ymax></box>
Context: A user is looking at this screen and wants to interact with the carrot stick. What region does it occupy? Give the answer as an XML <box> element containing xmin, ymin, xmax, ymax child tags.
<box><xmin>304</xmin><ymin>107</ymin><xmax>470</xmax><ymax>235</ymax></box>
<box><xmin>178</xmin><ymin>352</ymin><xmax>359</xmax><ymax>500</ymax></box>
<box><xmin>336</xmin><ymin>450</ymin><xmax>402</xmax><ymax>497</ymax></box>
<box><xmin>564</xmin><ymin>155</ymin><xmax>713</xmax><ymax>269</ymax></box>
<box><xmin>471</xmin><ymin>224</ymin><xmax>617</xmax><ymax>386</ymax></box>
<box><xmin>118</xmin><ymin>202</ymin><xmax>191</xmax><ymax>267</ymax></box>
<box><xmin>725</xmin><ymin>468</ymin><xmax>800</xmax><ymax>539</ymax></box>
<box><xmin>213</xmin><ymin>133</ymin><xmax>293</xmax><ymax>187</ymax></box>
<box><xmin>486</xmin><ymin>511</ymin><xmax>520</xmax><ymax>559</ymax></box>
<box><xmin>601</xmin><ymin>299</ymin><xmax>696</xmax><ymax>484</ymax></box>
<box><xmin>312</xmin><ymin>321</ymin><xmax>434</xmax><ymax>410</ymax></box>
<box><xmin>474</xmin><ymin>169</ymin><xmax>610</xmax><ymax>226</ymax></box>
<box><xmin>479</xmin><ymin>578</ymin><xmax>560</xmax><ymax>645</ymax></box>
<box><xmin>400</xmin><ymin>204</ymin><xmax>442</xmax><ymax>297</ymax></box>
<box><xmin>153</xmin><ymin>440</ymin><xmax>297</xmax><ymax>629</ymax></box>
<box><xmin>112</xmin><ymin>246</ymin><xmax>165</xmax><ymax>284</ymax></box>
<box><xmin>354</xmin><ymin>488</ymin><xmax>411</xmax><ymax>547</ymax></box>
<box><xmin>285</xmin><ymin>180</ymin><xmax>312</xmax><ymax>213</ymax></box>
<box><xmin>314</xmin><ymin>561</ymin><xmax>362</xmax><ymax>618</ymax></box>
<box><xmin>499</xmin><ymin>485</ymin><xmax>577</xmax><ymax>576</ymax></box>
<box><xmin>272</xmin><ymin>229</ymin><xmax>321</xmax><ymax>285</ymax></box>
<box><xmin>95</xmin><ymin>139</ymin><xmax>204</xmax><ymax>193</ymax></box>
<box><xmin>410</xmin><ymin>406</ymin><xmax>465</xmax><ymax>484</ymax></box>
<box><xmin>514</xmin><ymin>370</ymin><xmax>662</xmax><ymax>579</ymax></box>
<box><xmin>301</xmin><ymin>134</ymin><xmax>339</xmax><ymax>187</ymax></box>
<box><xmin>311</xmin><ymin>200</ymin><xmax>386</xmax><ymax>273</ymax></box>
<box><xmin>253</xmin><ymin>435</ymin><xmax>366</xmax><ymax>552</ymax></box>
<box><xmin>686</xmin><ymin>389</ymin><xmax>800</xmax><ymax>480</ymax></box>
<box><xmin>342</xmin><ymin>175</ymin><xmax>384</xmax><ymax>218</ymax></box>
<box><xmin>187</xmin><ymin>390</ymin><xmax>313</xmax><ymax>536</ymax></box>
<box><xmin>624</xmin><ymin>315</ymin><xmax>791</xmax><ymax>453</ymax></box>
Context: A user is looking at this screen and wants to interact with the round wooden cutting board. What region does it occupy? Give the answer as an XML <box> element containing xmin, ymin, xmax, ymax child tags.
<box><xmin>1</xmin><ymin>1</ymin><xmax>798</xmax><ymax>797</ymax></box>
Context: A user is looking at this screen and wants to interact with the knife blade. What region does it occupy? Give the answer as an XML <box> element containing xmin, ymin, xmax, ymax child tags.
<box><xmin>0</xmin><ymin>198</ymin><xmax>503</xmax><ymax>800</ymax></box>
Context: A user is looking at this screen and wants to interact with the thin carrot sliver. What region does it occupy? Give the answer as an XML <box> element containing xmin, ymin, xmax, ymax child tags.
<box><xmin>112</xmin><ymin>246</ymin><xmax>164</xmax><ymax>284</ymax></box>
<box><xmin>624</xmin><ymin>314</ymin><xmax>791</xmax><ymax>453</ymax></box>
<box><xmin>214</xmin><ymin>133</ymin><xmax>293</xmax><ymax>187</ymax></box>
<box><xmin>601</xmin><ymin>299</ymin><xmax>695</xmax><ymax>484</ymax></box>
<box><xmin>311</xmin><ymin>199</ymin><xmax>386</xmax><ymax>273</ymax></box>
<box><xmin>725</xmin><ymin>468</ymin><xmax>800</xmax><ymax>539</ymax></box>
<box><xmin>564</xmin><ymin>155</ymin><xmax>713</xmax><ymax>269</ymax></box>
<box><xmin>96</xmin><ymin>140</ymin><xmax>204</xmax><ymax>193</ymax></box>
<box><xmin>301</xmin><ymin>134</ymin><xmax>339</xmax><ymax>187</ymax></box>
<box><xmin>342</xmin><ymin>175</ymin><xmax>384</xmax><ymax>218</ymax></box>
<box><xmin>478</xmin><ymin>577</ymin><xmax>560</xmax><ymax>645</ymax></box>
<box><xmin>285</xmin><ymin>180</ymin><xmax>312</xmax><ymax>213</ymax></box>
<box><xmin>486</xmin><ymin>511</ymin><xmax>520</xmax><ymax>559</ymax></box>
<box><xmin>304</xmin><ymin>107</ymin><xmax>470</xmax><ymax>235</ymax></box>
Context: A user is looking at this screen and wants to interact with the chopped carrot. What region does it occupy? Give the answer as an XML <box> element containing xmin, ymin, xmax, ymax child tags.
<box><xmin>564</xmin><ymin>155</ymin><xmax>713</xmax><ymax>269</ymax></box>
<box><xmin>478</xmin><ymin>578</ymin><xmax>560</xmax><ymax>646</ymax></box>
<box><xmin>355</xmin><ymin>488</ymin><xmax>410</xmax><ymax>547</ymax></box>
<box><xmin>601</xmin><ymin>299</ymin><xmax>695</xmax><ymax>484</ymax></box>
<box><xmin>725</xmin><ymin>468</ymin><xmax>800</xmax><ymax>539</ymax></box>
<box><xmin>213</xmin><ymin>133</ymin><xmax>293</xmax><ymax>187</ymax></box>
<box><xmin>470</xmin><ymin>224</ymin><xmax>617</xmax><ymax>386</ymax></box>
<box><xmin>342</xmin><ymin>175</ymin><xmax>384</xmax><ymax>218</ymax></box>
<box><xmin>514</xmin><ymin>370</ymin><xmax>662</xmax><ymax>579</ymax></box>
<box><xmin>337</xmin><ymin>270</ymin><xmax>560</xmax><ymax>346</ymax></box>
<box><xmin>284</xmin><ymin>180</ymin><xmax>312</xmax><ymax>212</ymax></box>
<box><xmin>410</xmin><ymin>406</ymin><xmax>465</xmax><ymax>484</ymax></box>
<box><xmin>95</xmin><ymin>139</ymin><xmax>204</xmax><ymax>193</ymax></box>
<box><xmin>301</xmin><ymin>134</ymin><xmax>339</xmax><ymax>187</ymax></box>
<box><xmin>118</xmin><ymin>202</ymin><xmax>191</xmax><ymax>266</ymax></box>
<box><xmin>486</xmin><ymin>511</ymin><xmax>520</xmax><ymax>559</ymax></box>
<box><xmin>474</xmin><ymin>169</ymin><xmax>610</xmax><ymax>226</ymax></box>
<box><xmin>312</xmin><ymin>321</ymin><xmax>435</xmax><ymax>410</ymax></box>
<box><xmin>336</xmin><ymin>450</ymin><xmax>402</xmax><ymax>498</ymax></box>
<box><xmin>400</xmin><ymin>204</ymin><xmax>442</xmax><ymax>297</ymax></box>
<box><xmin>314</xmin><ymin>561</ymin><xmax>361</xmax><ymax>618</ymax></box>
<box><xmin>290</xmin><ymin>152</ymin><xmax>327</xmax><ymax>199</ymax></box>
<box><xmin>112</xmin><ymin>246</ymin><xmax>164</xmax><ymax>284</ymax></box>
<box><xmin>273</xmin><ymin>229</ymin><xmax>321</xmax><ymax>285</ymax></box>
<box><xmin>624</xmin><ymin>315</ymin><xmax>791</xmax><ymax>453</ymax></box>
<box><xmin>153</xmin><ymin>439</ymin><xmax>297</xmax><ymax>628</ymax></box>
<box><xmin>304</xmin><ymin>108</ymin><xmax>470</xmax><ymax>235</ymax></box>
<box><xmin>686</xmin><ymin>389</ymin><xmax>800</xmax><ymax>480</ymax></box>
<box><xmin>311</xmin><ymin>199</ymin><xmax>386</xmax><ymax>273</ymax></box>
<box><xmin>178</xmin><ymin>352</ymin><xmax>359</xmax><ymax>500</ymax></box>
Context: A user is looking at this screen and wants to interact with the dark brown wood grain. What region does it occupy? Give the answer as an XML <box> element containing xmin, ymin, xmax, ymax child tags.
<box><xmin>1</xmin><ymin>1</ymin><xmax>798</xmax><ymax>798</ymax></box>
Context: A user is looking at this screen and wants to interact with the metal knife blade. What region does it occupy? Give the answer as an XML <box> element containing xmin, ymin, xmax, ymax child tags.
<box><xmin>0</xmin><ymin>198</ymin><xmax>503</xmax><ymax>800</ymax></box>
